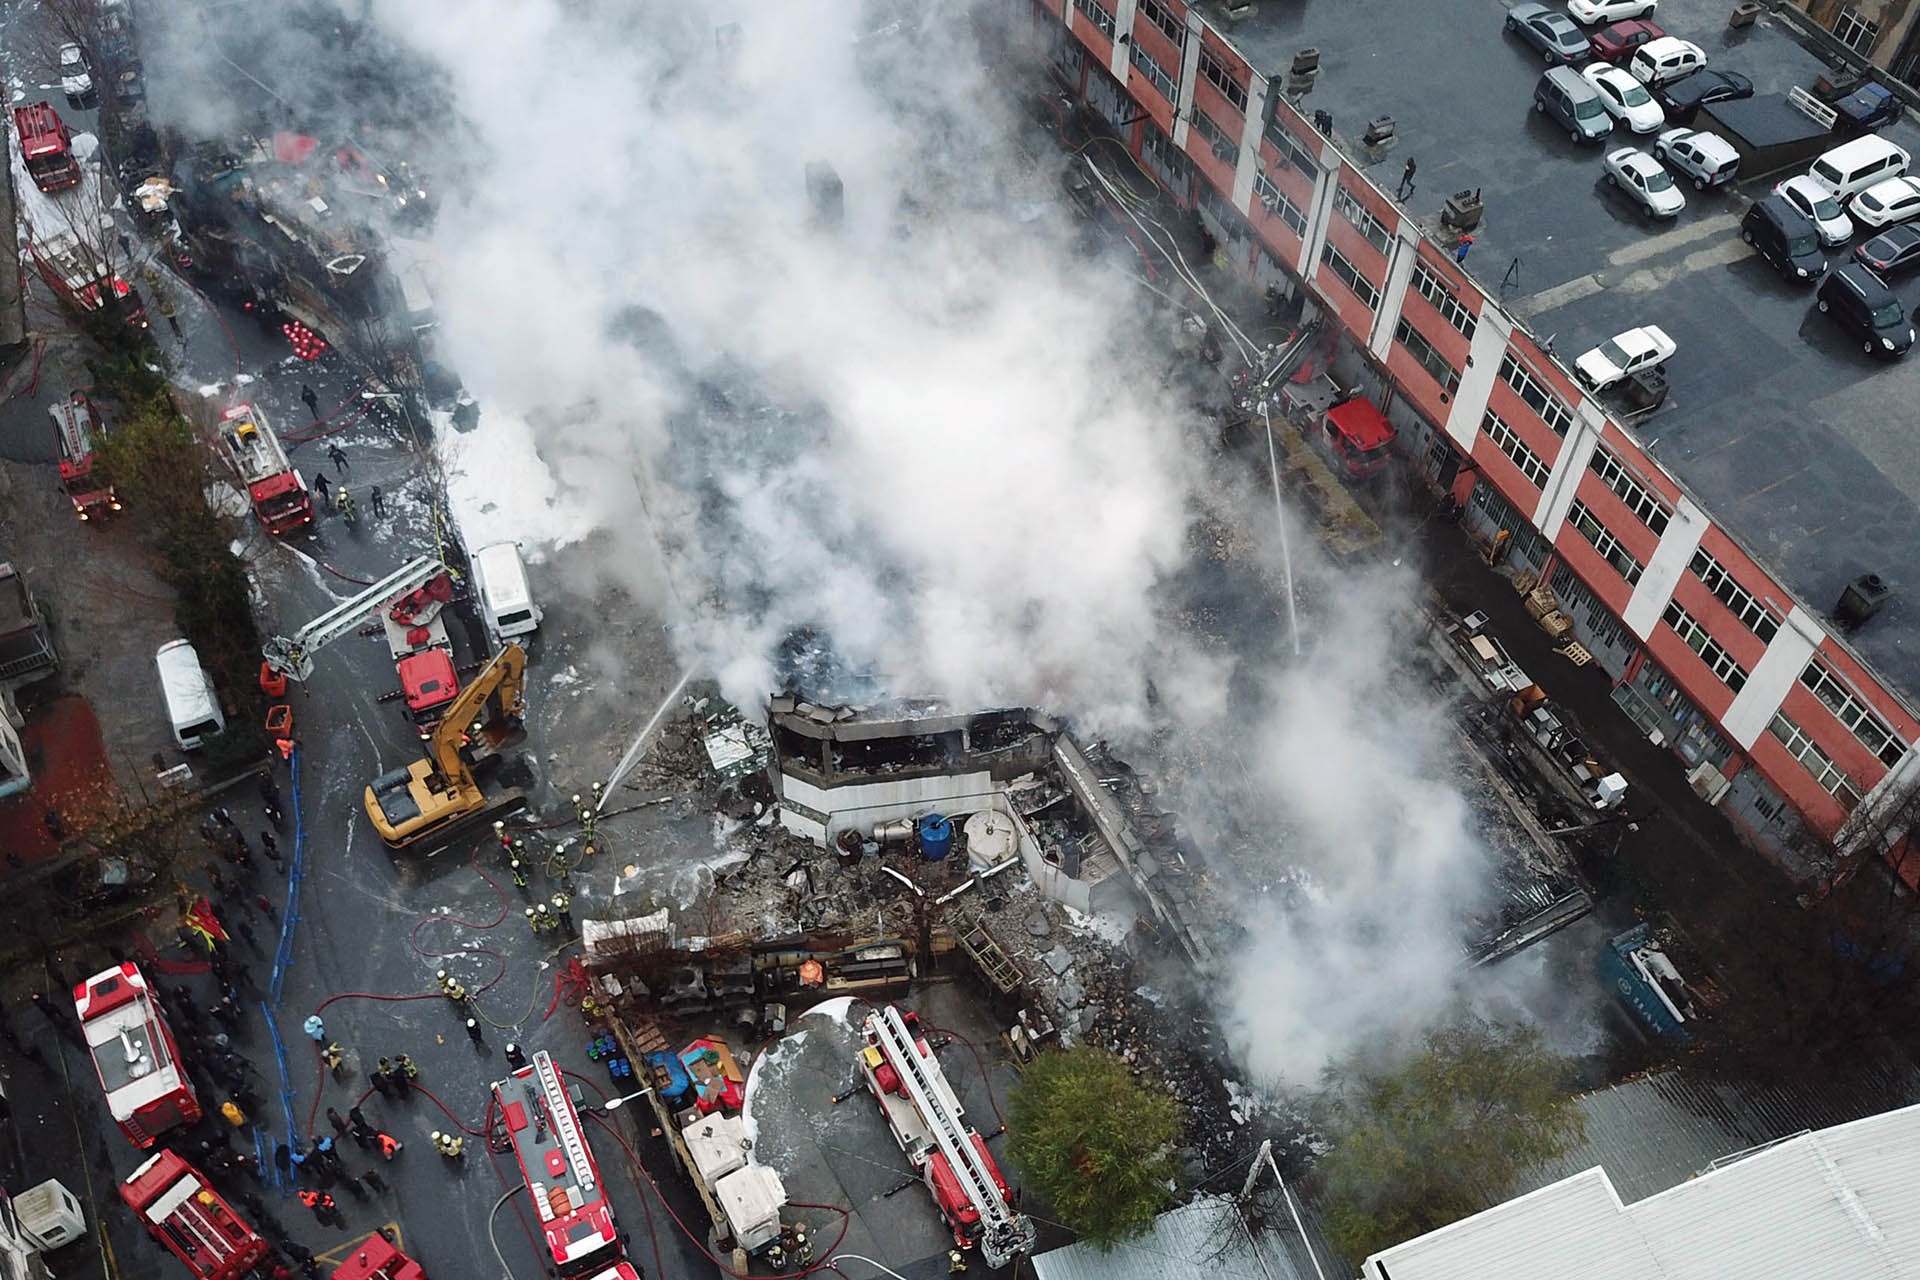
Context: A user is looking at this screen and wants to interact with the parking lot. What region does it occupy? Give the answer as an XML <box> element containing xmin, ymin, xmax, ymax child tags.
<box><xmin>1225</xmin><ymin>0</ymin><xmax>1920</xmax><ymax>694</ymax></box>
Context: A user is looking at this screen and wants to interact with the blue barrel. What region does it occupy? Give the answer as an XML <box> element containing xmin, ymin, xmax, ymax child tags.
<box><xmin>918</xmin><ymin>814</ymin><xmax>954</xmax><ymax>861</ymax></box>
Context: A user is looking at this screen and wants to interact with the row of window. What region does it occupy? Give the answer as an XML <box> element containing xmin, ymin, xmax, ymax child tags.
<box><xmin>1770</xmin><ymin>712</ymin><xmax>1865</xmax><ymax>807</ymax></box>
<box><xmin>1193</xmin><ymin>109</ymin><xmax>1237</xmax><ymax>160</ymax></box>
<box><xmin>1588</xmin><ymin>446</ymin><xmax>1672</xmax><ymax>537</ymax></box>
<box><xmin>1074</xmin><ymin>0</ymin><xmax>1116</xmax><ymax>38</ymax></box>
<box><xmin>1131</xmin><ymin>42</ymin><xmax>1176</xmax><ymax>102</ymax></box>
<box><xmin>1332</xmin><ymin>186</ymin><xmax>1392</xmax><ymax>255</ymax></box>
<box><xmin>1137</xmin><ymin>0</ymin><xmax>1185</xmax><ymax>47</ymax></box>
<box><xmin>1199</xmin><ymin>47</ymin><xmax>1248</xmax><ymax>113</ymax></box>
<box><xmin>1498</xmin><ymin>353</ymin><xmax>1572</xmax><ymax>437</ymax></box>
<box><xmin>1568</xmin><ymin>500</ymin><xmax>1644</xmax><ymax>585</ymax></box>
<box><xmin>1253</xmin><ymin>172</ymin><xmax>1307</xmax><ymax>236</ymax></box>
<box><xmin>1484</xmin><ymin>410</ymin><xmax>1550</xmax><ymax>488</ymax></box>
<box><xmin>1269</xmin><ymin>127</ymin><xmax>1317</xmax><ymax>177</ymax></box>
<box><xmin>1800</xmin><ymin>659</ymin><xmax>1905</xmax><ymax>768</ymax></box>
<box><xmin>1396</xmin><ymin>319</ymin><xmax>1458</xmax><ymax>395</ymax></box>
<box><xmin>1320</xmin><ymin>243</ymin><xmax>1380</xmax><ymax>310</ymax></box>
<box><xmin>1688</xmin><ymin>547</ymin><xmax>1780</xmax><ymax>645</ymax></box>
<box><xmin>1412</xmin><ymin>263</ymin><xmax>1477</xmax><ymax>340</ymax></box>
<box><xmin>1664</xmin><ymin>601</ymin><xmax>1749</xmax><ymax>694</ymax></box>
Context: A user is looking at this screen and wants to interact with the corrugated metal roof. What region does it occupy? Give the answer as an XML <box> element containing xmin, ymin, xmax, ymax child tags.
<box><xmin>1031</xmin><ymin>1194</ymin><xmax>1312</xmax><ymax>1280</ymax></box>
<box><xmin>1366</xmin><ymin>1103</ymin><xmax>1920</xmax><ymax>1280</ymax></box>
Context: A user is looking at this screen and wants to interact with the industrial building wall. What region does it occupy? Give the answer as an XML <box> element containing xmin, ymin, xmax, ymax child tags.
<box><xmin>1020</xmin><ymin>0</ymin><xmax>1920</xmax><ymax>888</ymax></box>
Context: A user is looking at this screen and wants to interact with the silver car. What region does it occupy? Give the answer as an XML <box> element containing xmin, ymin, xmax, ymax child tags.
<box><xmin>1604</xmin><ymin>146</ymin><xmax>1685</xmax><ymax>218</ymax></box>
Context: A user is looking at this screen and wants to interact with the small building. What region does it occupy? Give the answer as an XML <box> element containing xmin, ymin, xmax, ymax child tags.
<box><xmin>1363</xmin><ymin>1102</ymin><xmax>1920</xmax><ymax>1279</ymax></box>
<box><xmin>1031</xmin><ymin>1194</ymin><xmax>1314</xmax><ymax>1280</ymax></box>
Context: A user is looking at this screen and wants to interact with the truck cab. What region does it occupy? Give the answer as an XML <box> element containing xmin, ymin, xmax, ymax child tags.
<box><xmin>12</xmin><ymin>102</ymin><xmax>79</xmax><ymax>192</ymax></box>
<box><xmin>51</xmin><ymin>394</ymin><xmax>120</xmax><ymax>519</ymax></box>
<box><xmin>1320</xmin><ymin>395</ymin><xmax>1399</xmax><ymax>479</ymax></box>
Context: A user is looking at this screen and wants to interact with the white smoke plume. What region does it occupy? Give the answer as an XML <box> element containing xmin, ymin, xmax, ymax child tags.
<box><xmin>142</xmin><ymin>0</ymin><xmax>1540</xmax><ymax>1084</ymax></box>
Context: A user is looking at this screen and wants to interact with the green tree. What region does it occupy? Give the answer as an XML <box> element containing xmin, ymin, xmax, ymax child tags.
<box><xmin>1315</xmin><ymin>1017</ymin><xmax>1586</xmax><ymax>1263</ymax></box>
<box><xmin>1007</xmin><ymin>1046</ymin><xmax>1182</xmax><ymax>1249</ymax></box>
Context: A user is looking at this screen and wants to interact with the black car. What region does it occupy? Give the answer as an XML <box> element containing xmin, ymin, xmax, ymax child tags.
<box><xmin>1854</xmin><ymin>224</ymin><xmax>1920</xmax><ymax>277</ymax></box>
<box><xmin>1816</xmin><ymin>263</ymin><xmax>1914</xmax><ymax>357</ymax></box>
<box><xmin>1742</xmin><ymin>196</ymin><xmax>1826</xmax><ymax>283</ymax></box>
<box><xmin>1653</xmin><ymin>69</ymin><xmax>1755</xmax><ymax>123</ymax></box>
<box><xmin>1506</xmin><ymin>2</ymin><xmax>1590</xmax><ymax>63</ymax></box>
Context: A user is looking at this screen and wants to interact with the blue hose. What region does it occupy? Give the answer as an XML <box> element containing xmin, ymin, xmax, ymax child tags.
<box><xmin>261</xmin><ymin>744</ymin><xmax>309</xmax><ymax>1188</ymax></box>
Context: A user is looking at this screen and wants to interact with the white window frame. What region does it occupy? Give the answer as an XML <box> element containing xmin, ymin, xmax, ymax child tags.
<box><xmin>1769</xmin><ymin>712</ymin><xmax>1865</xmax><ymax>806</ymax></box>
<box><xmin>1588</xmin><ymin>447</ymin><xmax>1673</xmax><ymax>536</ymax></box>
<box><xmin>1396</xmin><ymin>318</ymin><xmax>1460</xmax><ymax>394</ymax></box>
<box><xmin>1074</xmin><ymin>0</ymin><xmax>1116</xmax><ymax>39</ymax></box>
<box><xmin>1130</xmin><ymin>42</ymin><xmax>1177</xmax><ymax>101</ymax></box>
<box><xmin>1254</xmin><ymin>173</ymin><xmax>1308</xmax><ymax>236</ymax></box>
<box><xmin>1799</xmin><ymin>659</ymin><xmax>1905</xmax><ymax>767</ymax></box>
<box><xmin>1199</xmin><ymin>48</ymin><xmax>1249</xmax><ymax>113</ymax></box>
<box><xmin>1663</xmin><ymin>601</ymin><xmax>1749</xmax><ymax>693</ymax></box>
<box><xmin>1137</xmin><ymin>0</ymin><xmax>1185</xmax><ymax>47</ymax></box>
<box><xmin>1482</xmin><ymin>410</ymin><xmax>1551</xmax><ymax>488</ymax></box>
<box><xmin>1412</xmin><ymin>263</ymin><xmax>1477</xmax><ymax>340</ymax></box>
<box><xmin>1688</xmin><ymin>548</ymin><xmax>1780</xmax><ymax>645</ymax></box>
<box><xmin>1331</xmin><ymin>186</ymin><xmax>1392</xmax><ymax>254</ymax></box>
<box><xmin>1194</xmin><ymin>109</ymin><xmax>1238</xmax><ymax>159</ymax></box>
<box><xmin>1320</xmin><ymin>243</ymin><xmax>1381</xmax><ymax>310</ymax></box>
<box><xmin>1568</xmin><ymin>499</ymin><xmax>1644</xmax><ymax>585</ymax></box>
<box><xmin>1833</xmin><ymin>7</ymin><xmax>1880</xmax><ymax>54</ymax></box>
<box><xmin>1498</xmin><ymin>352</ymin><xmax>1572</xmax><ymax>436</ymax></box>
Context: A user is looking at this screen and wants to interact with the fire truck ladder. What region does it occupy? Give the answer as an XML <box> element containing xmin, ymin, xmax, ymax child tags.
<box><xmin>530</xmin><ymin>1049</ymin><xmax>597</xmax><ymax>1196</ymax></box>
<box><xmin>52</xmin><ymin>399</ymin><xmax>91</xmax><ymax>460</ymax></box>
<box><xmin>261</xmin><ymin>555</ymin><xmax>445</xmax><ymax>681</ymax></box>
<box><xmin>871</xmin><ymin>1006</ymin><xmax>1036</xmax><ymax>1267</ymax></box>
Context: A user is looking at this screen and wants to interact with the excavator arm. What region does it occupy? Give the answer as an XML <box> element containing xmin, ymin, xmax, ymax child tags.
<box><xmin>427</xmin><ymin>640</ymin><xmax>527</xmax><ymax>779</ymax></box>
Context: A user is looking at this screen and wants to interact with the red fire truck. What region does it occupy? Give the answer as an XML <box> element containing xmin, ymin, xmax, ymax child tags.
<box><xmin>118</xmin><ymin>1150</ymin><xmax>267</xmax><ymax>1280</ymax></box>
<box><xmin>490</xmin><ymin>1051</ymin><xmax>643</xmax><ymax>1280</ymax></box>
<box><xmin>217</xmin><ymin>403</ymin><xmax>313</xmax><ymax>534</ymax></box>
<box><xmin>74</xmin><ymin>962</ymin><xmax>200</xmax><ymax>1147</ymax></box>
<box><xmin>50</xmin><ymin>393</ymin><xmax>120</xmax><ymax>519</ymax></box>
<box><xmin>29</xmin><ymin>231</ymin><xmax>147</xmax><ymax>329</ymax></box>
<box><xmin>859</xmin><ymin>1005</ymin><xmax>1035</xmax><ymax>1267</ymax></box>
<box><xmin>331</xmin><ymin>1231</ymin><xmax>428</xmax><ymax>1280</ymax></box>
<box><xmin>12</xmin><ymin>102</ymin><xmax>80</xmax><ymax>192</ymax></box>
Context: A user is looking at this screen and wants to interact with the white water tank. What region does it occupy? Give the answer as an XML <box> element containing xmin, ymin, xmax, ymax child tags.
<box><xmin>965</xmin><ymin>809</ymin><xmax>1018</xmax><ymax>873</ymax></box>
<box><xmin>14</xmin><ymin>1179</ymin><xmax>84</xmax><ymax>1250</ymax></box>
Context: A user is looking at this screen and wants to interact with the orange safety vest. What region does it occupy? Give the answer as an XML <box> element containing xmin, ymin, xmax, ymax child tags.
<box><xmin>297</xmin><ymin>1190</ymin><xmax>320</xmax><ymax>1207</ymax></box>
<box><xmin>378</xmin><ymin>1133</ymin><xmax>400</xmax><ymax>1156</ymax></box>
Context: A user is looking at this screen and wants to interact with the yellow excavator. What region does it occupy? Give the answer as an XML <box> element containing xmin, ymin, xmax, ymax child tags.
<box><xmin>364</xmin><ymin>641</ymin><xmax>528</xmax><ymax>849</ymax></box>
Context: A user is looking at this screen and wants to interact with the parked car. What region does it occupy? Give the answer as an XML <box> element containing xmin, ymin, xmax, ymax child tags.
<box><xmin>1568</xmin><ymin>0</ymin><xmax>1657</xmax><ymax>25</ymax></box>
<box><xmin>1741</xmin><ymin>197</ymin><xmax>1826</xmax><ymax>282</ymax></box>
<box><xmin>1852</xmin><ymin>224</ymin><xmax>1920</xmax><ymax>277</ymax></box>
<box><xmin>1774</xmin><ymin>173</ymin><xmax>1855</xmax><ymax>246</ymax></box>
<box><xmin>1588</xmin><ymin>17</ymin><xmax>1666</xmax><ymax>61</ymax></box>
<box><xmin>1653</xmin><ymin>128</ymin><xmax>1739</xmax><ymax>189</ymax></box>
<box><xmin>1536</xmin><ymin>66</ymin><xmax>1615</xmax><ymax>141</ymax></box>
<box><xmin>1649</xmin><ymin>68</ymin><xmax>1751</xmax><ymax>125</ymax></box>
<box><xmin>1816</xmin><ymin>263</ymin><xmax>1914</xmax><ymax>357</ymax></box>
<box><xmin>1584</xmin><ymin>62</ymin><xmax>1665</xmax><ymax>133</ymax></box>
<box><xmin>1849</xmin><ymin>175</ymin><xmax>1920</xmax><ymax>230</ymax></box>
<box><xmin>1575</xmin><ymin>325</ymin><xmax>1676</xmax><ymax>389</ymax></box>
<box><xmin>57</xmin><ymin>44</ymin><xmax>93</xmax><ymax>110</ymax></box>
<box><xmin>1604</xmin><ymin>146</ymin><xmax>1686</xmax><ymax>216</ymax></box>
<box><xmin>1814</xmin><ymin>74</ymin><xmax>1904</xmax><ymax>132</ymax></box>
<box><xmin>1507</xmin><ymin>2</ymin><xmax>1592</xmax><ymax>61</ymax></box>
<box><xmin>1627</xmin><ymin>36</ymin><xmax>1705</xmax><ymax>87</ymax></box>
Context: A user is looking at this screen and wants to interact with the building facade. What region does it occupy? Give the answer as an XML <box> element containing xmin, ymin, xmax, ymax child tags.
<box><xmin>1794</xmin><ymin>0</ymin><xmax>1920</xmax><ymax>81</ymax></box>
<box><xmin>1004</xmin><ymin>0</ymin><xmax>1920</xmax><ymax>888</ymax></box>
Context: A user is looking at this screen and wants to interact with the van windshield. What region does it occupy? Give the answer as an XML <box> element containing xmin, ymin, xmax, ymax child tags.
<box><xmin>183</xmin><ymin>719</ymin><xmax>220</xmax><ymax>741</ymax></box>
<box><xmin>498</xmin><ymin>610</ymin><xmax>534</xmax><ymax>628</ymax></box>
<box><xmin>1787</xmin><ymin>232</ymin><xmax>1818</xmax><ymax>257</ymax></box>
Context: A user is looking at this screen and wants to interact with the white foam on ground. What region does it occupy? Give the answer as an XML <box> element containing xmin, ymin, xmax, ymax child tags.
<box><xmin>437</xmin><ymin>407</ymin><xmax>595</xmax><ymax>556</ymax></box>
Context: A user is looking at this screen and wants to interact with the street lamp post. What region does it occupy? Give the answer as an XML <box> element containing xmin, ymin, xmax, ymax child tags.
<box><xmin>602</xmin><ymin>1087</ymin><xmax>654</xmax><ymax>1111</ymax></box>
<box><xmin>827</xmin><ymin>1255</ymin><xmax>913</xmax><ymax>1280</ymax></box>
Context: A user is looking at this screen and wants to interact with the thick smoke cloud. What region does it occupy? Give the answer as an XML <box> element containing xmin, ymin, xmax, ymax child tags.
<box><xmin>143</xmin><ymin>0</ymin><xmax>1529</xmax><ymax>1084</ymax></box>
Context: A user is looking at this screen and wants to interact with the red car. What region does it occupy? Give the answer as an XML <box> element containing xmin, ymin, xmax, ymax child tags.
<box><xmin>1588</xmin><ymin>18</ymin><xmax>1666</xmax><ymax>62</ymax></box>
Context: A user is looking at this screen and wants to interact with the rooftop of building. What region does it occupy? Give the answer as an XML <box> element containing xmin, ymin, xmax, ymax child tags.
<box><xmin>1032</xmin><ymin>1193</ymin><xmax>1316</xmax><ymax>1280</ymax></box>
<box><xmin>1364</xmin><ymin>1098</ymin><xmax>1920</xmax><ymax>1279</ymax></box>
<box><xmin>1198</xmin><ymin>0</ymin><xmax>1920</xmax><ymax>701</ymax></box>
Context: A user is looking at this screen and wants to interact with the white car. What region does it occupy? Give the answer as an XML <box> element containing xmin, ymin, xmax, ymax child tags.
<box><xmin>57</xmin><ymin>43</ymin><xmax>93</xmax><ymax>109</ymax></box>
<box><xmin>1627</xmin><ymin>36</ymin><xmax>1705</xmax><ymax>87</ymax></box>
<box><xmin>1654</xmin><ymin>128</ymin><xmax>1738</xmax><ymax>189</ymax></box>
<box><xmin>1603</xmin><ymin>146</ymin><xmax>1686</xmax><ymax>217</ymax></box>
<box><xmin>1774</xmin><ymin>173</ymin><xmax>1854</xmax><ymax>245</ymax></box>
<box><xmin>1567</xmin><ymin>0</ymin><xmax>1656</xmax><ymax>24</ymax></box>
<box><xmin>1848</xmin><ymin>176</ymin><xmax>1920</xmax><ymax>231</ymax></box>
<box><xmin>1584</xmin><ymin>62</ymin><xmax>1665</xmax><ymax>133</ymax></box>
<box><xmin>1575</xmin><ymin>325</ymin><xmax>1676</xmax><ymax>389</ymax></box>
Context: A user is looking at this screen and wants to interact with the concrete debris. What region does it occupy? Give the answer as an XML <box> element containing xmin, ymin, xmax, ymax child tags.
<box><xmin>1043</xmin><ymin>945</ymin><xmax>1074</xmax><ymax>977</ymax></box>
<box><xmin>1025</xmin><ymin>912</ymin><xmax>1051</xmax><ymax>939</ymax></box>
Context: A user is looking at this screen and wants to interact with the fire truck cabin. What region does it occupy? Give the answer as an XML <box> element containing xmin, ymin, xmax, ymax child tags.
<box><xmin>119</xmin><ymin>1150</ymin><xmax>267</xmax><ymax>1280</ymax></box>
<box><xmin>1320</xmin><ymin>395</ymin><xmax>1399</xmax><ymax>480</ymax></box>
<box><xmin>75</xmin><ymin>962</ymin><xmax>201</xmax><ymax>1147</ymax></box>
<box><xmin>13</xmin><ymin>102</ymin><xmax>79</xmax><ymax>191</ymax></box>
<box><xmin>50</xmin><ymin>394</ymin><xmax>120</xmax><ymax>519</ymax></box>
<box><xmin>329</xmin><ymin>1232</ymin><xmax>428</xmax><ymax>1280</ymax></box>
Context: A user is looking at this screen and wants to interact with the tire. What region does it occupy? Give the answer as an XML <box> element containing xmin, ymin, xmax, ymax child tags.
<box><xmin>1694</xmin><ymin>177</ymin><xmax>1707</xmax><ymax>191</ymax></box>
<box><xmin>1535</xmin><ymin>98</ymin><xmax>1546</xmax><ymax>113</ymax></box>
<box><xmin>1507</xmin><ymin>16</ymin><xmax>1519</xmax><ymax>30</ymax></box>
<box><xmin>1571</xmin><ymin>128</ymin><xmax>1584</xmax><ymax>142</ymax></box>
<box><xmin>1605</xmin><ymin>172</ymin><xmax>1618</xmax><ymax>185</ymax></box>
<box><xmin>1741</xmin><ymin>229</ymin><xmax>1754</xmax><ymax>244</ymax></box>
<box><xmin>1867</xmin><ymin>340</ymin><xmax>1878</xmax><ymax>354</ymax></box>
<box><xmin>1545</xmin><ymin>47</ymin><xmax>1557</xmax><ymax>61</ymax></box>
<box><xmin>1818</xmin><ymin>297</ymin><xmax>1831</xmax><ymax>312</ymax></box>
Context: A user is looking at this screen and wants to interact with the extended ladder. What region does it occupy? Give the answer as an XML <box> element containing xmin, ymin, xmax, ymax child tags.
<box><xmin>531</xmin><ymin>1050</ymin><xmax>596</xmax><ymax>1195</ymax></box>
<box><xmin>870</xmin><ymin>1006</ymin><xmax>1034</xmax><ymax>1265</ymax></box>
<box><xmin>262</xmin><ymin>555</ymin><xmax>445</xmax><ymax>680</ymax></box>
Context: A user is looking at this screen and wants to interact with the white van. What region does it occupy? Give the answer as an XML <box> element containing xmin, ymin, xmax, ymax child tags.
<box><xmin>155</xmin><ymin>640</ymin><xmax>225</xmax><ymax>750</ymax></box>
<box><xmin>471</xmin><ymin>542</ymin><xmax>541</xmax><ymax>645</ymax></box>
<box><xmin>1807</xmin><ymin>135</ymin><xmax>1911</xmax><ymax>201</ymax></box>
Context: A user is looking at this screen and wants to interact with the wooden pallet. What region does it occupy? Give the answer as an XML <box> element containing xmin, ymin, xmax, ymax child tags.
<box><xmin>1559</xmin><ymin>642</ymin><xmax>1593</xmax><ymax>667</ymax></box>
